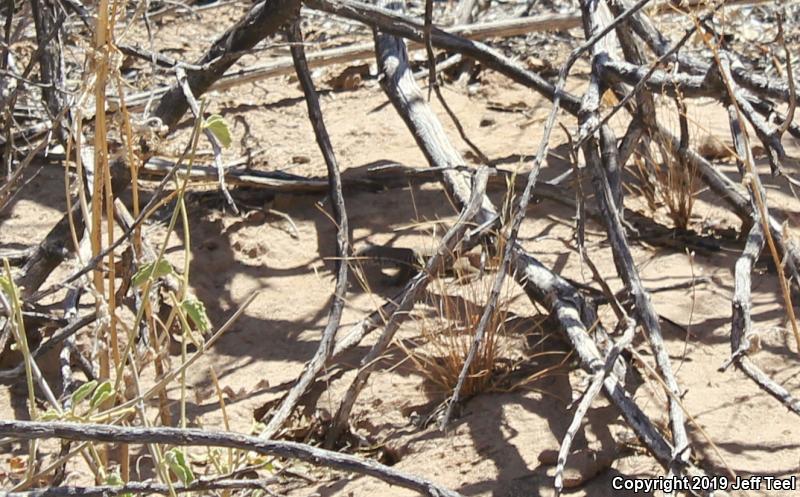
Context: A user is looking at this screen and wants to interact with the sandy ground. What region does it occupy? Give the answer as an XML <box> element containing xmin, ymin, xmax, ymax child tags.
<box><xmin>2</xmin><ymin>2</ymin><xmax>800</xmax><ymax>496</ymax></box>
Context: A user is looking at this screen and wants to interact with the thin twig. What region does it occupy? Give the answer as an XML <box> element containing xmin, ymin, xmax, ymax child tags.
<box><xmin>555</xmin><ymin>318</ymin><xmax>635</xmax><ymax>496</ymax></box>
<box><xmin>325</xmin><ymin>167</ymin><xmax>491</xmax><ymax>446</ymax></box>
<box><xmin>440</xmin><ymin>0</ymin><xmax>657</xmax><ymax>429</ymax></box>
<box><xmin>175</xmin><ymin>66</ymin><xmax>238</xmax><ymax>213</ymax></box>
<box><xmin>775</xmin><ymin>12</ymin><xmax>796</xmax><ymax>138</ymax></box>
<box><xmin>258</xmin><ymin>20</ymin><xmax>351</xmax><ymax>440</ymax></box>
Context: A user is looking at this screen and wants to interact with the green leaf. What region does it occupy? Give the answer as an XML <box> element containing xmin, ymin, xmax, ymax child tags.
<box><xmin>203</xmin><ymin>114</ymin><xmax>232</xmax><ymax>148</ymax></box>
<box><xmin>132</xmin><ymin>260</ymin><xmax>174</xmax><ymax>288</ymax></box>
<box><xmin>181</xmin><ymin>297</ymin><xmax>211</xmax><ymax>334</ymax></box>
<box><xmin>106</xmin><ymin>472</ymin><xmax>123</xmax><ymax>485</ymax></box>
<box><xmin>166</xmin><ymin>448</ymin><xmax>195</xmax><ymax>484</ymax></box>
<box><xmin>71</xmin><ymin>380</ymin><xmax>98</xmax><ymax>406</ymax></box>
<box><xmin>39</xmin><ymin>409</ymin><xmax>62</xmax><ymax>421</ymax></box>
<box><xmin>0</xmin><ymin>276</ymin><xmax>13</xmax><ymax>298</ymax></box>
<box><xmin>89</xmin><ymin>380</ymin><xmax>114</xmax><ymax>410</ymax></box>
<box><xmin>106</xmin><ymin>470</ymin><xmax>133</xmax><ymax>497</ymax></box>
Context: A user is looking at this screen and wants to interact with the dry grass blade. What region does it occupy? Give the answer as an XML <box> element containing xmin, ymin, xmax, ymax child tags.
<box><xmin>630</xmin><ymin>133</ymin><xmax>698</xmax><ymax>230</ymax></box>
<box><xmin>403</xmin><ymin>270</ymin><xmax>511</xmax><ymax>400</ymax></box>
<box><xmin>401</xmin><ymin>248</ymin><xmax>565</xmax><ymax>406</ymax></box>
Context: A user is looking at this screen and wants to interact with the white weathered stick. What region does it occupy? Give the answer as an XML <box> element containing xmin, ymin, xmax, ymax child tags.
<box><xmin>0</xmin><ymin>420</ymin><xmax>463</xmax><ymax>497</ymax></box>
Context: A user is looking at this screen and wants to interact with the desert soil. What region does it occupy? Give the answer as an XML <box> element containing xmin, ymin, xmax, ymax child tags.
<box><xmin>2</xmin><ymin>2</ymin><xmax>800</xmax><ymax>496</ymax></box>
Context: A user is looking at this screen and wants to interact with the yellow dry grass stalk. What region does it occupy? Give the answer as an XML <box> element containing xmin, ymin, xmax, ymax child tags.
<box><xmin>400</xmin><ymin>171</ymin><xmax>563</xmax><ymax>400</ymax></box>
<box><xmin>394</xmin><ymin>220</ymin><xmax>563</xmax><ymax>402</ymax></box>
<box><xmin>630</xmin><ymin>127</ymin><xmax>698</xmax><ymax>230</ymax></box>
<box><xmin>406</xmin><ymin>269</ymin><xmax>510</xmax><ymax>398</ymax></box>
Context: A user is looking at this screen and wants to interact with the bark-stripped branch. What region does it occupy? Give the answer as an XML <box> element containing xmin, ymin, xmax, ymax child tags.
<box><xmin>0</xmin><ymin>421</ymin><xmax>463</xmax><ymax>497</ymax></box>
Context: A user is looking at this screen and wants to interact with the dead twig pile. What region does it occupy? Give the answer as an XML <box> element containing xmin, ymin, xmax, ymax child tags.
<box><xmin>1</xmin><ymin>0</ymin><xmax>799</xmax><ymax>494</ymax></box>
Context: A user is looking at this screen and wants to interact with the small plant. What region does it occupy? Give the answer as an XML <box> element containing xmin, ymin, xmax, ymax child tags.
<box><xmin>399</xmin><ymin>182</ymin><xmax>564</xmax><ymax>404</ymax></box>
<box><xmin>405</xmin><ymin>271</ymin><xmax>509</xmax><ymax>398</ymax></box>
<box><xmin>630</xmin><ymin>135</ymin><xmax>698</xmax><ymax>230</ymax></box>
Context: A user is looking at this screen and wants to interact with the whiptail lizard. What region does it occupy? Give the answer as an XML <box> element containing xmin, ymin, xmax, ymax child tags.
<box><xmin>352</xmin><ymin>244</ymin><xmax>485</xmax><ymax>286</ymax></box>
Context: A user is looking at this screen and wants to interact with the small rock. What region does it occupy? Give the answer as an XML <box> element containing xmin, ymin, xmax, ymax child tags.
<box><xmin>479</xmin><ymin>116</ymin><xmax>496</xmax><ymax>127</ymax></box>
<box><xmin>201</xmin><ymin>239</ymin><xmax>219</xmax><ymax>251</ymax></box>
<box><xmin>292</xmin><ymin>155</ymin><xmax>310</xmax><ymax>164</ymax></box>
<box><xmin>246</xmin><ymin>210</ymin><xmax>266</xmax><ymax>223</ymax></box>
<box><xmin>245</xmin><ymin>242</ymin><xmax>267</xmax><ymax>258</ymax></box>
<box><xmin>698</xmin><ymin>136</ymin><xmax>734</xmax><ymax>160</ymax></box>
<box><xmin>327</xmin><ymin>64</ymin><xmax>370</xmax><ymax>91</ymax></box>
<box><xmin>525</xmin><ymin>56</ymin><xmax>556</xmax><ymax>77</ymax></box>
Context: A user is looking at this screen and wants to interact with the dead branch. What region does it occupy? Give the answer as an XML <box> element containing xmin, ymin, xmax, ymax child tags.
<box><xmin>324</xmin><ymin>165</ymin><xmax>491</xmax><ymax>446</ymax></box>
<box><xmin>258</xmin><ymin>20</ymin><xmax>351</xmax><ymax>441</ymax></box>
<box><xmin>421</xmin><ymin>0</ymin><xmax>489</xmax><ymax>163</ymax></box>
<box><xmin>715</xmin><ymin>52</ymin><xmax>800</xmax><ymax>348</ymax></box>
<box><xmin>118</xmin><ymin>11</ymin><xmax>583</xmax><ymax>110</ymax></box>
<box><xmin>0</xmin><ymin>313</ymin><xmax>95</xmax><ymax>381</ymax></box>
<box><xmin>151</xmin><ymin>0</ymin><xmax>303</xmax><ymax>131</ymax></box>
<box><xmin>774</xmin><ymin>12</ymin><xmax>796</xmax><ymax>138</ymax></box>
<box><xmin>29</xmin><ymin>0</ymin><xmax>67</xmax><ymax>143</ymax></box>
<box><xmin>305</xmin><ymin>0</ymin><xmax>584</xmax><ymax>114</ymax></box>
<box><xmin>623</xmin><ymin>0</ymin><xmax>798</xmax><ymax>105</ymax></box>
<box><xmin>453</xmin><ymin>0</ymin><xmax>479</xmax><ymax>25</ymax></box>
<box><xmin>4</xmin><ymin>0</ymin><xmax>798</xmax><ymax>493</ymax></box>
<box><xmin>140</xmin><ymin>158</ymin><xmax>380</xmax><ymax>193</ymax></box>
<box><xmin>112</xmin><ymin>199</ymin><xmax>180</xmax><ymax>295</ymax></box>
<box><xmin>0</xmin><ymin>289</ymin><xmax>61</xmax><ymax>412</ymax></box>
<box><xmin>577</xmin><ymin>0</ymin><xmax>692</xmax><ymax>474</ymax></box>
<box><xmin>353</xmin><ymin>5</ymin><xmax>710</xmax><ymax>483</ymax></box>
<box><xmin>4</xmin><ymin>477</ymin><xmax>279</xmax><ymax>497</ymax></box>
<box><xmin>117</xmin><ymin>0</ymin><xmax>772</xmax><ymax>110</ymax></box>
<box><xmin>331</xmin><ymin>292</ymin><xmax>403</xmax><ymax>357</ymax></box>
<box><xmin>112</xmin><ymin>199</ymin><xmax>173</xmax><ymax>424</ymax></box>
<box><xmin>6</xmin><ymin>114</ymin><xmax>125</xmax><ymax>303</ymax></box>
<box><xmin>24</xmin><ymin>140</ymin><xmax>210</xmax><ymax>304</ymax></box>
<box><xmin>0</xmin><ymin>420</ymin><xmax>463</xmax><ymax>497</ymax></box>
<box><xmin>441</xmin><ymin>0</ymin><xmax>655</xmax><ymax>429</ymax></box>
<box><xmin>5</xmin><ymin>139</ymin><xmax>129</xmax><ymax>312</ymax></box>
<box><xmin>724</xmin><ymin>105</ymin><xmax>800</xmax><ymax>415</ymax></box>
<box><xmin>13</xmin><ymin>204</ymin><xmax>83</xmax><ymax>300</ymax></box>
<box><xmin>555</xmin><ymin>318</ymin><xmax>635</xmax><ymax>495</ymax></box>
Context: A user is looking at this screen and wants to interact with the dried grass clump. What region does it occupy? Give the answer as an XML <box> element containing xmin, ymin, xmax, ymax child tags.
<box><xmin>630</xmin><ymin>137</ymin><xmax>698</xmax><ymax>230</ymax></box>
<box><xmin>398</xmin><ymin>253</ymin><xmax>519</xmax><ymax>399</ymax></box>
